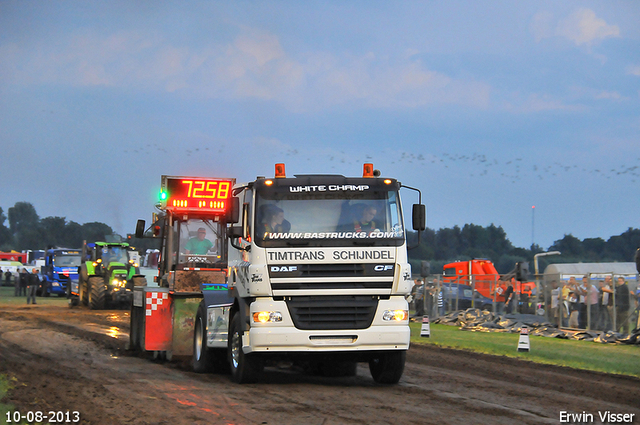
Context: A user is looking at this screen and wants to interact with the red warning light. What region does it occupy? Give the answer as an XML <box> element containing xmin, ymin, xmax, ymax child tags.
<box><xmin>363</xmin><ymin>163</ymin><xmax>374</xmax><ymax>178</ymax></box>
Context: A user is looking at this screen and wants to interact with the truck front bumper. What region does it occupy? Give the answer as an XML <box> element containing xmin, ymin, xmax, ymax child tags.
<box><xmin>247</xmin><ymin>325</ymin><xmax>410</xmax><ymax>353</ymax></box>
<box><xmin>244</xmin><ymin>297</ymin><xmax>410</xmax><ymax>354</ymax></box>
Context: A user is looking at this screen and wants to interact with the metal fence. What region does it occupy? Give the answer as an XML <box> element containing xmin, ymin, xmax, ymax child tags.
<box><xmin>412</xmin><ymin>272</ymin><xmax>640</xmax><ymax>334</ymax></box>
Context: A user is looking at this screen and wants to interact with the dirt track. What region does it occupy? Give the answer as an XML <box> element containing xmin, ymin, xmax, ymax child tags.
<box><xmin>1</xmin><ymin>305</ymin><xmax>639</xmax><ymax>425</ymax></box>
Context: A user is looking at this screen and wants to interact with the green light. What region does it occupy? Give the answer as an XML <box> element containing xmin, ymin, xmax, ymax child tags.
<box><xmin>160</xmin><ymin>191</ymin><xmax>167</xmax><ymax>201</ymax></box>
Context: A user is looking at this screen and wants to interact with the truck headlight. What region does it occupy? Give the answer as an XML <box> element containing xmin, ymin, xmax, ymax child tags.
<box><xmin>253</xmin><ymin>311</ymin><xmax>283</xmax><ymax>323</ymax></box>
<box><xmin>382</xmin><ymin>310</ymin><xmax>408</xmax><ymax>322</ymax></box>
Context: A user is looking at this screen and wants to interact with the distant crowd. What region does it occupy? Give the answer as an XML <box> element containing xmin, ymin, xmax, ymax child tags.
<box><xmin>548</xmin><ymin>275</ymin><xmax>639</xmax><ymax>333</ymax></box>
<box><xmin>1</xmin><ymin>267</ymin><xmax>44</xmax><ymax>304</ymax></box>
<box><xmin>409</xmin><ymin>275</ymin><xmax>640</xmax><ymax>334</ymax></box>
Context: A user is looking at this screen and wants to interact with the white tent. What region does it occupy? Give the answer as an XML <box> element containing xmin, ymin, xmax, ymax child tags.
<box><xmin>543</xmin><ymin>262</ymin><xmax>638</xmax><ymax>289</ymax></box>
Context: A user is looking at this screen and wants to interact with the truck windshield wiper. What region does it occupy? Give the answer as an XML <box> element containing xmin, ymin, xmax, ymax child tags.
<box><xmin>352</xmin><ymin>240</ymin><xmax>376</xmax><ymax>246</ymax></box>
<box><xmin>286</xmin><ymin>240</ymin><xmax>309</xmax><ymax>246</ymax></box>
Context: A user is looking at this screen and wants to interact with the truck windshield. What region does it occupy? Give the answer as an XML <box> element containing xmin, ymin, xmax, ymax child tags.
<box><xmin>254</xmin><ymin>181</ymin><xmax>404</xmax><ymax>248</ymax></box>
<box><xmin>53</xmin><ymin>255</ymin><xmax>81</xmax><ymax>267</ymax></box>
<box><xmin>99</xmin><ymin>247</ymin><xmax>130</xmax><ymax>264</ymax></box>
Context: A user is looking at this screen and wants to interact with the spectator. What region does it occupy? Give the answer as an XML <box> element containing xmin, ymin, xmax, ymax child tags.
<box><xmin>425</xmin><ymin>281</ymin><xmax>435</xmax><ymax>317</ymax></box>
<box><xmin>437</xmin><ymin>286</ymin><xmax>444</xmax><ymax>316</ymax></box>
<box><xmin>549</xmin><ymin>280</ymin><xmax>560</xmax><ymax>327</ymax></box>
<box><xmin>559</xmin><ymin>280</ymin><xmax>571</xmax><ymax>327</ymax></box>
<box><xmin>503</xmin><ymin>281</ymin><xmax>514</xmax><ymax>315</ymax></box>
<box><xmin>19</xmin><ymin>268</ymin><xmax>28</xmax><ymax>296</ymax></box>
<box><xmin>576</xmin><ymin>276</ymin><xmax>588</xmax><ymax>329</ymax></box>
<box><xmin>577</xmin><ymin>276</ymin><xmax>599</xmax><ymax>330</ymax></box>
<box><xmin>493</xmin><ymin>280</ymin><xmax>506</xmax><ymax>314</ymax></box>
<box><xmin>13</xmin><ymin>269</ymin><xmax>20</xmax><ymax>296</ymax></box>
<box><xmin>26</xmin><ymin>268</ymin><xmax>40</xmax><ymax>305</ymax></box>
<box><xmin>614</xmin><ymin>277</ymin><xmax>631</xmax><ymax>333</ymax></box>
<box><xmin>566</xmin><ymin>277</ymin><xmax>580</xmax><ymax>328</ymax></box>
<box><xmin>413</xmin><ymin>279</ymin><xmax>425</xmax><ymax>317</ymax></box>
<box><xmin>634</xmin><ymin>285</ymin><xmax>640</xmax><ymax>332</ymax></box>
<box><xmin>4</xmin><ymin>269</ymin><xmax>11</xmax><ymax>287</ymax></box>
<box><xmin>598</xmin><ymin>277</ymin><xmax>614</xmax><ymax>331</ymax></box>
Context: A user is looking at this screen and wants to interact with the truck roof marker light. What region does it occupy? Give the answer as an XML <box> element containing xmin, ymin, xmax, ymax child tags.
<box><xmin>275</xmin><ymin>163</ymin><xmax>286</xmax><ymax>178</ymax></box>
<box><xmin>363</xmin><ymin>163</ymin><xmax>374</xmax><ymax>178</ymax></box>
<box><xmin>264</xmin><ymin>179</ymin><xmax>274</xmax><ymax>186</ymax></box>
<box><xmin>384</xmin><ymin>179</ymin><xmax>392</xmax><ymax>185</ymax></box>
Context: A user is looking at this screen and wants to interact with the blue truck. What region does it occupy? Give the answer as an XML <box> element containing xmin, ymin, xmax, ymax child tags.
<box><xmin>41</xmin><ymin>248</ymin><xmax>82</xmax><ymax>297</ymax></box>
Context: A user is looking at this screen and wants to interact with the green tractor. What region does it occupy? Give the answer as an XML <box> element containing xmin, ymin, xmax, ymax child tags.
<box><xmin>76</xmin><ymin>241</ymin><xmax>142</xmax><ymax>310</ymax></box>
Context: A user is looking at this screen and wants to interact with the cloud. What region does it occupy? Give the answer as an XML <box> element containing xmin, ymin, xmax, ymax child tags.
<box><xmin>594</xmin><ymin>91</ymin><xmax>622</xmax><ymax>100</ymax></box>
<box><xmin>0</xmin><ymin>27</ymin><xmax>491</xmax><ymax>113</ymax></box>
<box><xmin>530</xmin><ymin>11</ymin><xmax>555</xmax><ymax>43</ymax></box>
<box><xmin>556</xmin><ymin>8</ymin><xmax>620</xmax><ymax>46</ymax></box>
<box><xmin>503</xmin><ymin>93</ymin><xmax>585</xmax><ymax>114</ymax></box>
<box><xmin>627</xmin><ymin>65</ymin><xmax>640</xmax><ymax>77</ymax></box>
<box><xmin>532</xmin><ymin>8</ymin><xmax>620</xmax><ymax>47</ymax></box>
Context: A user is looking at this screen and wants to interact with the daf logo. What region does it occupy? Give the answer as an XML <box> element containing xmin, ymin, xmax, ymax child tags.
<box><xmin>374</xmin><ymin>265</ymin><xmax>394</xmax><ymax>272</ymax></box>
<box><xmin>270</xmin><ymin>265</ymin><xmax>298</xmax><ymax>272</ymax></box>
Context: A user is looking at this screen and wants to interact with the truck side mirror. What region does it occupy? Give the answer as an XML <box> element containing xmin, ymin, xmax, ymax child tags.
<box><xmin>420</xmin><ymin>261</ymin><xmax>430</xmax><ymax>277</ymax></box>
<box><xmin>135</xmin><ymin>220</ymin><xmax>146</xmax><ymax>239</ymax></box>
<box><xmin>228</xmin><ymin>197</ymin><xmax>240</xmax><ymax>224</ymax></box>
<box><xmin>412</xmin><ymin>204</ymin><xmax>426</xmax><ymax>231</ymax></box>
<box><xmin>516</xmin><ymin>261</ymin><xmax>530</xmax><ymax>281</ymax></box>
<box><xmin>242</xmin><ymin>203</ymin><xmax>250</xmax><ymax>240</ymax></box>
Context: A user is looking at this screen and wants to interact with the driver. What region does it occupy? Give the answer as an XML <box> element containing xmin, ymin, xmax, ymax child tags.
<box><xmin>185</xmin><ymin>227</ymin><xmax>215</xmax><ymax>255</ymax></box>
<box><xmin>353</xmin><ymin>205</ymin><xmax>378</xmax><ymax>232</ymax></box>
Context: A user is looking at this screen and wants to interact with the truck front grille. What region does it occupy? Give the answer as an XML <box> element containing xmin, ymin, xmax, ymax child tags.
<box><xmin>285</xmin><ymin>296</ymin><xmax>378</xmax><ymax>330</ymax></box>
<box><xmin>269</xmin><ymin>263</ymin><xmax>394</xmax><ymax>278</ymax></box>
<box><xmin>272</xmin><ymin>281</ymin><xmax>392</xmax><ymax>290</ymax></box>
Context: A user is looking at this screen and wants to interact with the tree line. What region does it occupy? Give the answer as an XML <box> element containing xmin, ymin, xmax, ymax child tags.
<box><xmin>0</xmin><ymin>202</ymin><xmax>115</xmax><ymax>251</ymax></box>
<box><xmin>407</xmin><ymin>224</ymin><xmax>640</xmax><ymax>275</ymax></box>
<box><xmin>1</xmin><ymin>202</ymin><xmax>638</xmax><ymax>274</ymax></box>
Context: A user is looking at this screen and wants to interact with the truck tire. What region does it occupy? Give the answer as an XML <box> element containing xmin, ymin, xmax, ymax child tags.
<box><xmin>229</xmin><ymin>313</ymin><xmax>263</xmax><ymax>383</ymax></box>
<box><xmin>79</xmin><ymin>277</ymin><xmax>89</xmax><ymax>306</ymax></box>
<box><xmin>88</xmin><ymin>277</ymin><xmax>106</xmax><ymax>310</ymax></box>
<box><xmin>369</xmin><ymin>350</ymin><xmax>406</xmax><ymax>384</ymax></box>
<box><xmin>193</xmin><ymin>304</ymin><xmax>214</xmax><ymax>373</ymax></box>
<box><xmin>129</xmin><ymin>305</ymin><xmax>142</xmax><ymax>352</ymax></box>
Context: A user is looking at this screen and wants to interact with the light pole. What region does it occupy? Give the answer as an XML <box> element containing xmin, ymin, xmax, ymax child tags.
<box><xmin>534</xmin><ymin>251</ymin><xmax>561</xmax><ymax>320</ymax></box>
<box><xmin>531</xmin><ymin>206</ymin><xmax>535</xmax><ymax>248</ymax></box>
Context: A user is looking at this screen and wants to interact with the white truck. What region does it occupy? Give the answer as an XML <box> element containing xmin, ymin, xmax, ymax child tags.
<box><xmin>131</xmin><ymin>165</ymin><xmax>425</xmax><ymax>384</ymax></box>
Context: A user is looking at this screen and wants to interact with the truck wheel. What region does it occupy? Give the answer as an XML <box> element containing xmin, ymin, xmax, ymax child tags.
<box><xmin>369</xmin><ymin>350</ymin><xmax>406</xmax><ymax>384</ymax></box>
<box><xmin>229</xmin><ymin>313</ymin><xmax>263</xmax><ymax>383</ymax></box>
<box><xmin>88</xmin><ymin>277</ymin><xmax>106</xmax><ymax>310</ymax></box>
<box><xmin>129</xmin><ymin>306</ymin><xmax>141</xmax><ymax>352</ymax></box>
<box><xmin>193</xmin><ymin>304</ymin><xmax>214</xmax><ymax>373</ymax></box>
<box><xmin>68</xmin><ymin>297</ymin><xmax>79</xmax><ymax>308</ymax></box>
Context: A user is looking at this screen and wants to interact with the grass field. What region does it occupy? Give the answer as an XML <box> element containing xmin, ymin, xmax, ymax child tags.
<box><xmin>0</xmin><ymin>286</ymin><xmax>68</xmax><ymax>307</ymax></box>
<box><xmin>410</xmin><ymin>321</ymin><xmax>640</xmax><ymax>377</ymax></box>
<box><xmin>1</xmin><ymin>286</ymin><xmax>638</xmax><ymax>378</ymax></box>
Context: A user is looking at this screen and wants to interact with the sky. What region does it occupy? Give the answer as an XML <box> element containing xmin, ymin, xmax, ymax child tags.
<box><xmin>1</xmin><ymin>1</ymin><xmax>639</xmax><ymax>251</ymax></box>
